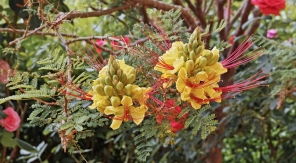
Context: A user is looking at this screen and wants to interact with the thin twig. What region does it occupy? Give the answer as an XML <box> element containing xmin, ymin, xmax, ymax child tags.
<box><xmin>0</xmin><ymin>28</ymin><xmax>77</xmax><ymax>38</ymax></box>
<box><xmin>0</xmin><ymin>13</ymin><xmax>16</xmax><ymax>30</ymax></box>
<box><xmin>57</xmin><ymin>2</ymin><xmax>134</xmax><ymax>19</ymax></box>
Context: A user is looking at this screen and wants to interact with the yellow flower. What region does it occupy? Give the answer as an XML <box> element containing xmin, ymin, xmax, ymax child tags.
<box><xmin>104</xmin><ymin>96</ymin><xmax>147</xmax><ymax>130</ymax></box>
<box><xmin>154</xmin><ymin>42</ymin><xmax>185</xmax><ymax>75</ymax></box>
<box><xmin>176</xmin><ymin>67</ymin><xmax>223</xmax><ymax>109</ymax></box>
<box><xmin>118</xmin><ymin>59</ymin><xmax>136</xmax><ymax>75</ymax></box>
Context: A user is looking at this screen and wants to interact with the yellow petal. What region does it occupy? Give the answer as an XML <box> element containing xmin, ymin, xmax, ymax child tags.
<box><xmin>191</xmin><ymin>100</ymin><xmax>201</xmax><ymax>110</ymax></box>
<box><xmin>130</xmin><ymin>105</ymin><xmax>147</xmax><ymax>125</ymax></box>
<box><xmin>110</xmin><ymin>118</ymin><xmax>123</xmax><ymax>130</ymax></box>
<box><xmin>178</xmin><ymin>67</ymin><xmax>187</xmax><ymax>78</ymax></box>
<box><xmin>121</xmin><ymin>96</ymin><xmax>133</xmax><ymax>107</ymax></box>
<box><xmin>192</xmin><ymin>88</ymin><xmax>207</xmax><ymax>99</ymax></box>
<box><xmin>176</xmin><ymin>77</ymin><xmax>186</xmax><ymax>92</ymax></box>
<box><xmin>169</xmin><ymin>56</ymin><xmax>185</xmax><ymax>74</ymax></box>
<box><xmin>196</xmin><ymin>71</ymin><xmax>208</xmax><ymax>81</ymax></box>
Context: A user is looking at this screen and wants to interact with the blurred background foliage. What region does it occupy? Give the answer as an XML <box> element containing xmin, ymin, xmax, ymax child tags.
<box><xmin>0</xmin><ymin>0</ymin><xmax>296</xmax><ymax>162</ymax></box>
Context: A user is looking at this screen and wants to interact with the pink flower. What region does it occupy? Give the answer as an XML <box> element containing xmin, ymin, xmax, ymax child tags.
<box><xmin>267</xmin><ymin>29</ymin><xmax>278</xmax><ymax>38</ymax></box>
<box><xmin>251</xmin><ymin>0</ymin><xmax>286</xmax><ymax>15</ymax></box>
<box><xmin>0</xmin><ymin>60</ymin><xmax>13</xmax><ymax>84</ymax></box>
<box><xmin>0</xmin><ymin>107</ymin><xmax>21</xmax><ymax>132</ymax></box>
<box><xmin>95</xmin><ymin>39</ymin><xmax>108</xmax><ymax>54</ymax></box>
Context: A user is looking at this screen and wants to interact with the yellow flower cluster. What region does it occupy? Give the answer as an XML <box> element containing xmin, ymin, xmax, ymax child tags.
<box><xmin>154</xmin><ymin>28</ymin><xmax>227</xmax><ymax>109</ymax></box>
<box><xmin>89</xmin><ymin>56</ymin><xmax>150</xmax><ymax>129</ymax></box>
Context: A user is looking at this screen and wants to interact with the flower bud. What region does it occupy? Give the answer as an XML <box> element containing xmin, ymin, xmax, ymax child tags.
<box><xmin>115</xmin><ymin>81</ymin><xmax>124</xmax><ymax>91</ymax></box>
<box><xmin>95</xmin><ymin>84</ymin><xmax>105</xmax><ymax>96</ymax></box>
<box><xmin>109</xmin><ymin>64</ymin><xmax>116</xmax><ymax>76</ymax></box>
<box><xmin>110</xmin><ymin>96</ymin><xmax>121</xmax><ymax>107</ymax></box>
<box><xmin>116</xmin><ymin>69</ymin><xmax>123</xmax><ymax>78</ymax></box>
<box><xmin>121</xmin><ymin>73</ymin><xmax>127</xmax><ymax>83</ymax></box>
<box><xmin>113</xmin><ymin>75</ymin><xmax>119</xmax><ymax>85</ymax></box>
<box><xmin>192</xmin><ymin>40</ymin><xmax>199</xmax><ymax>49</ymax></box>
<box><xmin>206</xmin><ymin>52</ymin><xmax>219</xmax><ymax>66</ymax></box>
<box><xmin>183</xmin><ymin>44</ymin><xmax>189</xmax><ymax>55</ymax></box>
<box><xmin>189</xmin><ymin>51</ymin><xmax>196</xmax><ymax>60</ymax></box>
<box><xmin>203</xmin><ymin>50</ymin><xmax>213</xmax><ymax>61</ymax></box>
<box><xmin>104</xmin><ymin>85</ymin><xmax>113</xmax><ymax>96</ymax></box>
<box><xmin>99</xmin><ymin>78</ymin><xmax>105</xmax><ymax>85</ymax></box>
<box><xmin>105</xmin><ymin>76</ymin><xmax>113</xmax><ymax>85</ymax></box>
<box><xmin>123</xmin><ymin>84</ymin><xmax>132</xmax><ymax>95</ymax></box>
<box><xmin>126</xmin><ymin>74</ymin><xmax>136</xmax><ymax>84</ymax></box>
<box><xmin>197</xmin><ymin>56</ymin><xmax>207</xmax><ymax>68</ymax></box>
<box><xmin>194</xmin><ymin>46</ymin><xmax>202</xmax><ymax>57</ymax></box>
<box><xmin>112</xmin><ymin>60</ymin><xmax>119</xmax><ymax>70</ymax></box>
<box><xmin>185</xmin><ymin>60</ymin><xmax>195</xmax><ymax>74</ymax></box>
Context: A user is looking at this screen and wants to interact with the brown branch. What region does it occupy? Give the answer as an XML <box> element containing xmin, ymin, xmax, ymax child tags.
<box><xmin>131</xmin><ymin>0</ymin><xmax>198</xmax><ymax>30</ymax></box>
<box><xmin>140</xmin><ymin>6</ymin><xmax>150</xmax><ymax>24</ymax></box>
<box><xmin>195</xmin><ymin>0</ymin><xmax>207</xmax><ymax>28</ymax></box>
<box><xmin>226</xmin><ymin>2</ymin><xmax>244</xmax><ymax>35</ymax></box>
<box><xmin>0</xmin><ymin>13</ymin><xmax>16</xmax><ymax>30</ymax></box>
<box><xmin>204</xmin><ymin>0</ymin><xmax>214</xmax><ymax>14</ymax></box>
<box><xmin>214</xmin><ymin>0</ymin><xmax>227</xmax><ymax>41</ymax></box>
<box><xmin>66</xmin><ymin>36</ymin><xmax>120</xmax><ymax>45</ymax></box>
<box><xmin>57</xmin><ymin>2</ymin><xmax>134</xmax><ymax>20</ymax></box>
<box><xmin>246</xmin><ymin>8</ymin><xmax>262</xmax><ymax>35</ymax></box>
<box><xmin>0</xmin><ymin>28</ymin><xmax>77</xmax><ymax>38</ymax></box>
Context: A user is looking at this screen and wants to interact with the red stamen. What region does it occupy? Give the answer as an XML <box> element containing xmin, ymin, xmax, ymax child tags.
<box><xmin>155</xmin><ymin>58</ymin><xmax>174</xmax><ymax>70</ymax></box>
<box><xmin>222</xmin><ymin>37</ymin><xmax>263</xmax><ymax>69</ymax></box>
<box><xmin>216</xmin><ymin>70</ymin><xmax>268</xmax><ymax>94</ymax></box>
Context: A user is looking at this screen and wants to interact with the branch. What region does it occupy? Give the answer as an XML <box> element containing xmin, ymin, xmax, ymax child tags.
<box><xmin>56</xmin><ymin>2</ymin><xmax>134</xmax><ymax>20</ymax></box>
<box><xmin>194</xmin><ymin>0</ymin><xmax>207</xmax><ymax>28</ymax></box>
<box><xmin>131</xmin><ymin>0</ymin><xmax>198</xmax><ymax>30</ymax></box>
<box><xmin>214</xmin><ymin>0</ymin><xmax>227</xmax><ymax>41</ymax></box>
<box><xmin>0</xmin><ymin>28</ymin><xmax>77</xmax><ymax>38</ymax></box>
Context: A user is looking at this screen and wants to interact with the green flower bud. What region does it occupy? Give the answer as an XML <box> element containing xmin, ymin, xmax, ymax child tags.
<box><xmin>203</xmin><ymin>50</ymin><xmax>213</xmax><ymax>61</ymax></box>
<box><xmin>194</xmin><ymin>46</ymin><xmax>202</xmax><ymax>56</ymax></box>
<box><xmin>109</xmin><ymin>64</ymin><xmax>116</xmax><ymax>76</ymax></box>
<box><xmin>126</xmin><ymin>74</ymin><xmax>136</xmax><ymax>84</ymax></box>
<box><xmin>112</xmin><ymin>60</ymin><xmax>119</xmax><ymax>70</ymax></box>
<box><xmin>99</xmin><ymin>78</ymin><xmax>105</xmax><ymax>85</ymax></box>
<box><xmin>116</xmin><ymin>69</ymin><xmax>123</xmax><ymax>78</ymax></box>
<box><xmin>115</xmin><ymin>81</ymin><xmax>124</xmax><ymax>91</ymax></box>
<box><xmin>110</xmin><ymin>96</ymin><xmax>121</xmax><ymax>107</ymax></box>
<box><xmin>95</xmin><ymin>84</ymin><xmax>105</xmax><ymax>96</ymax></box>
<box><xmin>113</xmin><ymin>75</ymin><xmax>119</xmax><ymax>85</ymax></box>
<box><xmin>189</xmin><ymin>51</ymin><xmax>196</xmax><ymax>60</ymax></box>
<box><xmin>192</xmin><ymin>40</ymin><xmax>199</xmax><ymax>50</ymax></box>
<box><xmin>123</xmin><ymin>84</ymin><xmax>132</xmax><ymax>95</ymax></box>
<box><xmin>104</xmin><ymin>85</ymin><xmax>113</xmax><ymax>96</ymax></box>
<box><xmin>198</xmin><ymin>56</ymin><xmax>207</xmax><ymax>68</ymax></box>
<box><xmin>105</xmin><ymin>76</ymin><xmax>113</xmax><ymax>85</ymax></box>
<box><xmin>185</xmin><ymin>60</ymin><xmax>194</xmax><ymax>74</ymax></box>
<box><xmin>183</xmin><ymin>44</ymin><xmax>189</xmax><ymax>55</ymax></box>
<box><xmin>207</xmin><ymin>53</ymin><xmax>219</xmax><ymax>66</ymax></box>
<box><xmin>121</xmin><ymin>73</ymin><xmax>127</xmax><ymax>83</ymax></box>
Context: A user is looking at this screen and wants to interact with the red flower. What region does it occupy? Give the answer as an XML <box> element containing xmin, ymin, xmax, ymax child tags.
<box><xmin>251</xmin><ymin>0</ymin><xmax>286</xmax><ymax>15</ymax></box>
<box><xmin>0</xmin><ymin>107</ymin><xmax>21</xmax><ymax>132</ymax></box>
<box><xmin>0</xmin><ymin>60</ymin><xmax>13</xmax><ymax>84</ymax></box>
<box><xmin>170</xmin><ymin>120</ymin><xmax>185</xmax><ymax>133</ymax></box>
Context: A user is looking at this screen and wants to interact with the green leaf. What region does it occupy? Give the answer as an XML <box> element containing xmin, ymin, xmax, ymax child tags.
<box><xmin>75</xmin><ymin>115</ymin><xmax>89</xmax><ymax>124</ymax></box>
<box><xmin>59</xmin><ymin>121</ymin><xmax>73</xmax><ymax>130</ymax></box>
<box><xmin>16</xmin><ymin>139</ymin><xmax>38</xmax><ymax>153</ymax></box>
<box><xmin>0</xmin><ymin>131</ymin><xmax>16</xmax><ymax>147</ymax></box>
